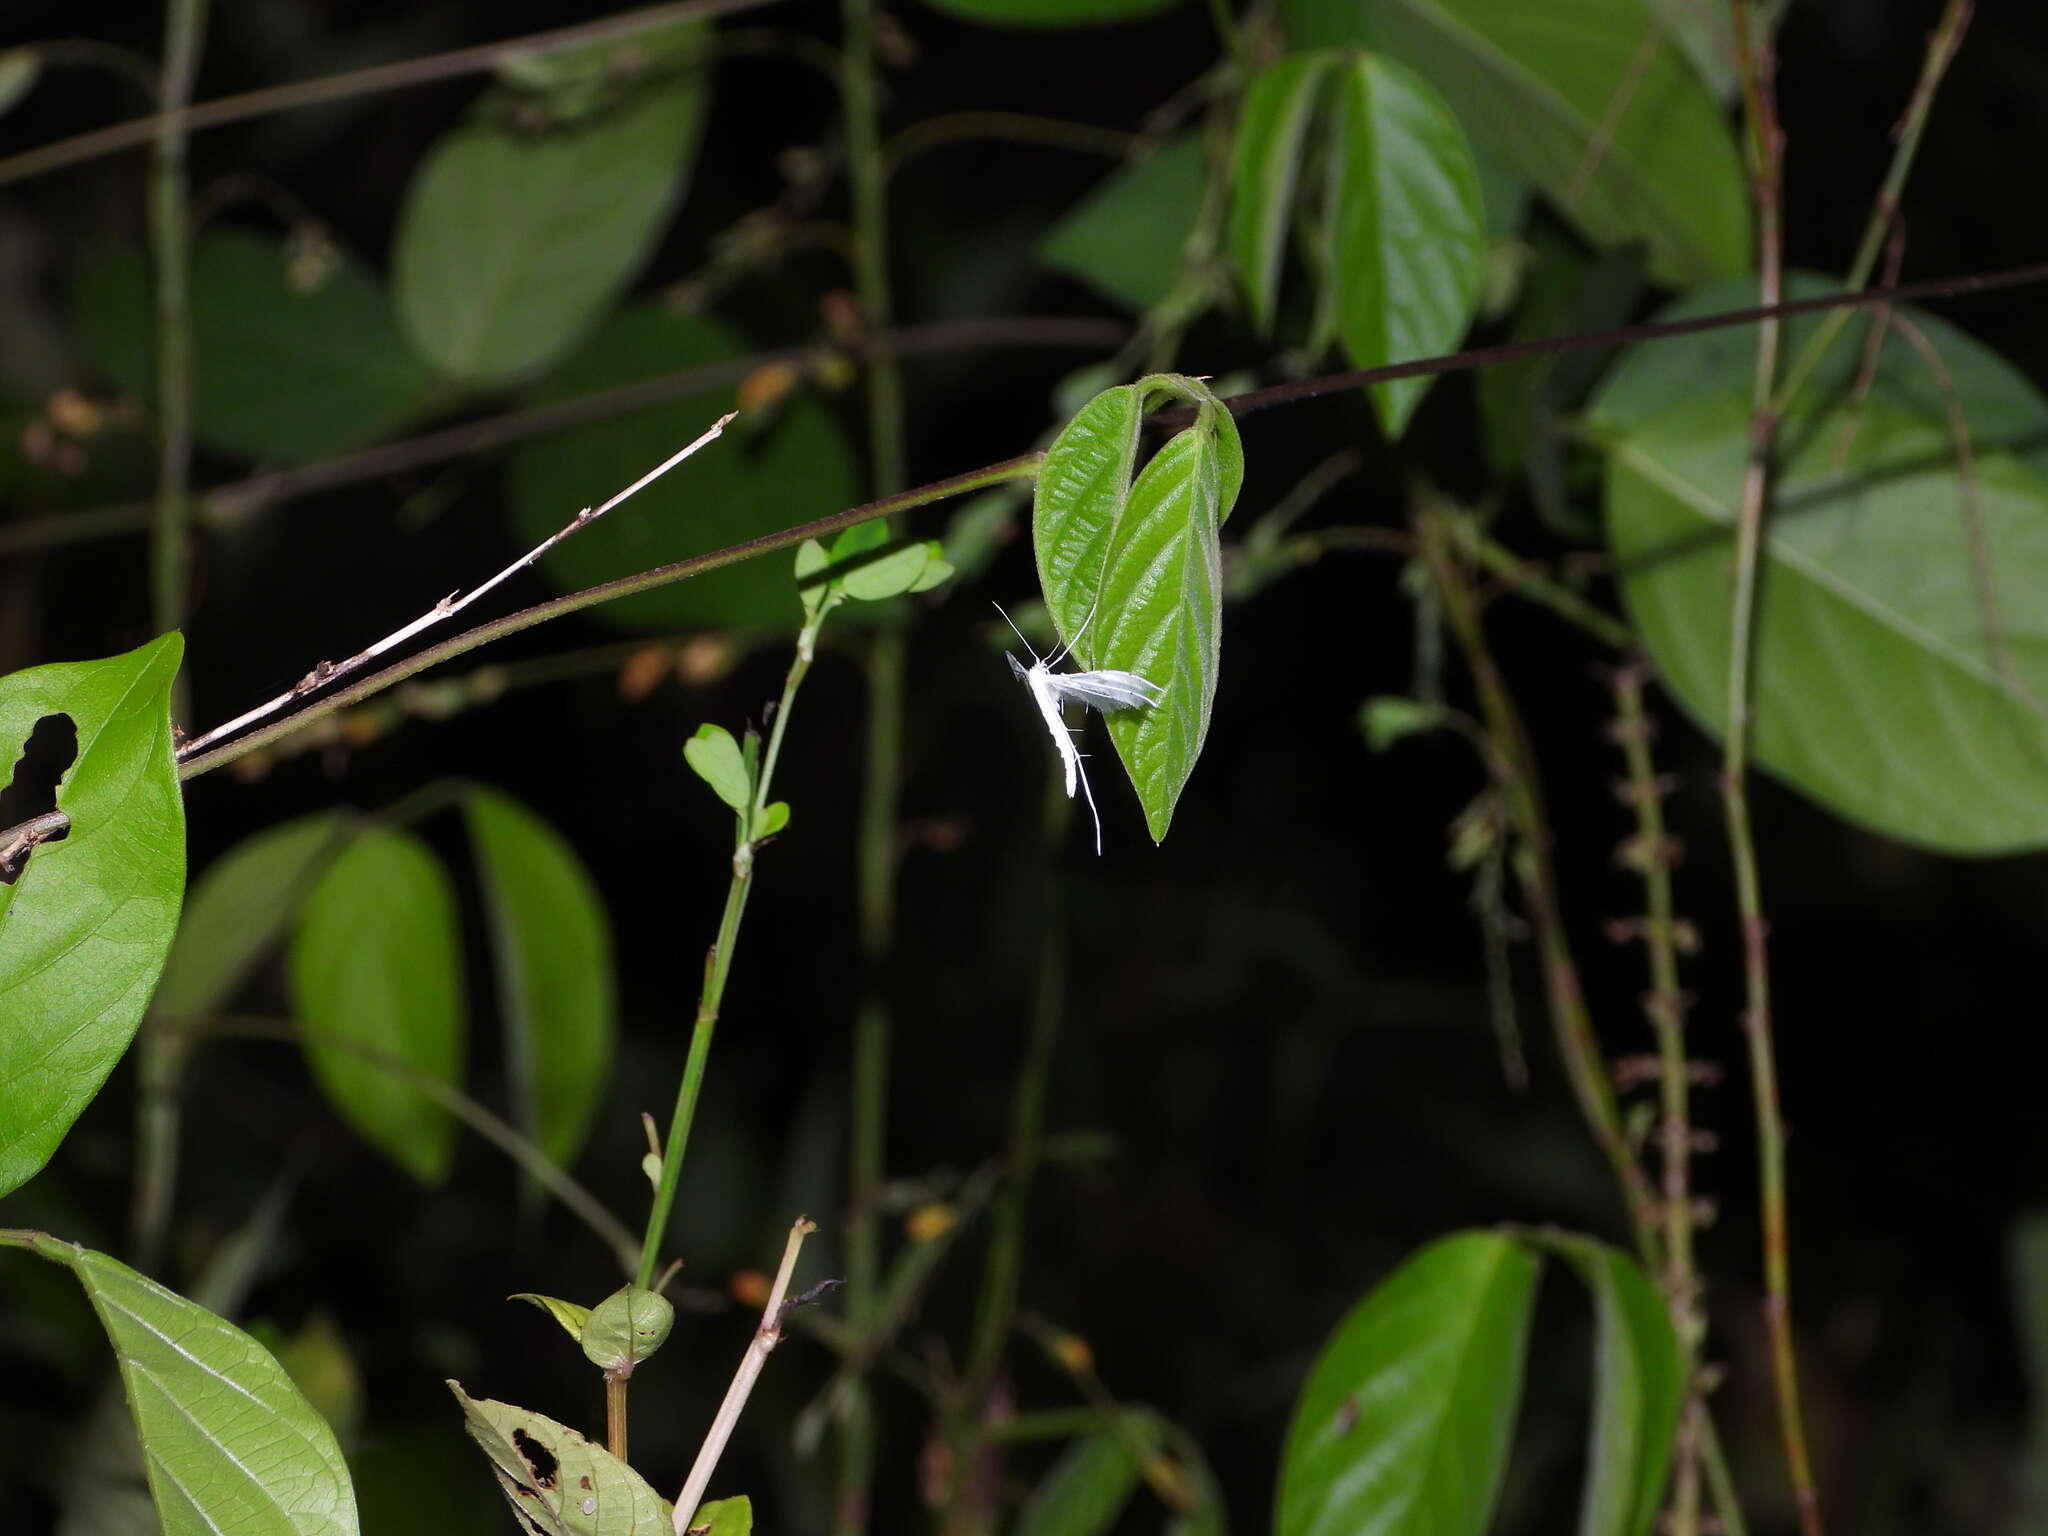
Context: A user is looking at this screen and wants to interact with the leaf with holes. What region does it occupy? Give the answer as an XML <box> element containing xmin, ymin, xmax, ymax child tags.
<box><xmin>1276</xmin><ymin>1230</ymin><xmax>1538</xmax><ymax>1536</ymax></box>
<box><xmin>1034</xmin><ymin>376</ymin><xmax>1242</xmax><ymax>842</ymax></box>
<box><xmin>1325</xmin><ymin>52</ymin><xmax>1485</xmax><ymax>436</ymax></box>
<box><xmin>1279</xmin><ymin>0</ymin><xmax>1747</xmax><ymax>287</ymax></box>
<box><xmin>0</xmin><ymin>635</ymin><xmax>184</xmax><ymax>1199</ymax></box>
<box><xmin>464</xmin><ymin>788</ymin><xmax>615</xmax><ymax>1174</ymax></box>
<box><xmin>394</xmin><ymin>43</ymin><xmax>707</xmax><ymax>382</ymax></box>
<box><xmin>290</xmin><ymin>828</ymin><xmax>465</xmax><ymax>1183</ymax></box>
<box><xmin>450</xmin><ymin>1382</ymin><xmax>673</xmax><ymax>1534</ymax></box>
<box><xmin>26</xmin><ymin>1234</ymin><xmax>359</xmax><ymax>1535</ymax></box>
<box><xmin>1591</xmin><ymin>276</ymin><xmax>2048</xmax><ymax>853</ymax></box>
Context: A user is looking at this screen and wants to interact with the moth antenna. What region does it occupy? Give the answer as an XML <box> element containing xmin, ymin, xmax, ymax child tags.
<box><xmin>990</xmin><ymin>599</ymin><xmax>1041</xmax><ymax>664</ymax></box>
<box><xmin>1047</xmin><ymin>595</ymin><xmax>1103</xmax><ymax>669</ymax></box>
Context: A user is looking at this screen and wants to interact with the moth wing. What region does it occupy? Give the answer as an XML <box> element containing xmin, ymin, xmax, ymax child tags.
<box><xmin>1046</xmin><ymin>668</ymin><xmax>1165</xmax><ymax>712</ymax></box>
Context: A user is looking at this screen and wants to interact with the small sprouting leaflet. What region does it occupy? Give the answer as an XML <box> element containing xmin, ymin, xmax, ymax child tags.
<box><xmin>997</xmin><ymin>602</ymin><xmax>1165</xmax><ymax>854</ymax></box>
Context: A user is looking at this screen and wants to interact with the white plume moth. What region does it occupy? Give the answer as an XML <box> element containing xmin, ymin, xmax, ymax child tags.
<box><xmin>996</xmin><ymin>601</ymin><xmax>1165</xmax><ymax>854</ymax></box>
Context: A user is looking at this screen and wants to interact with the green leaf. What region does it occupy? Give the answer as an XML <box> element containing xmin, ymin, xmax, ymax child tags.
<box><xmin>907</xmin><ymin>551</ymin><xmax>955</xmax><ymax>593</ymax></box>
<box><xmin>393</xmin><ymin>57</ymin><xmax>707</xmax><ymax>382</ymax></box>
<box><xmin>72</xmin><ymin>230</ymin><xmax>439</xmax><ymax>464</ymax></box>
<box><xmin>685</xmin><ymin>1495</ymin><xmax>753</xmax><ymax>1535</ymax></box>
<box><xmin>1359</xmin><ymin>695</ymin><xmax>1448</xmax><ymax>750</ymax></box>
<box><xmin>271</xmin><ymin>1313</ymin><xmax>364</xmax><ymax>1440</ymax></box>
<box><xmin>29</xmin><ymin>1235</ymin><xmax>359</xmax><ymax>1535</ymax></box>
<box><xmin>1281</xmin><ymin>0</ymin><xmax>1747</xmax><ymax>287</ymax></box>
<box><xmin>839</xmin><ymin>539</ymin><xmax>937</xmax><ymax>602</ymax></box>
<box><xmin>752</xmin><ymin>801</ymin><xmax>790</xmax><ymax>840</ymax></box>
<box><xmin>579</xmin><ymin>1285</ymin><xmax>675</xmax><ymax>1372</ymax></box>
<box><xmin>1590</xmin><ymin>276</ymin><xmax>2048</xmax><ymax>853</ymax></box>
<box><xmin>449</xmin><ymin>1381</ymin><xmax>673</xmax><ymax>1534</ymax></box>
<box><xmin>1326</xmin><ymin>52</ymin><xmax>1485</xmax><ymax>437</ymax></box>
<box><xmin>1038</xmin><ymin>380</ymin><xmax>1242</xmax><ymax>843</ymax></box>
<box><xmin>154</xmin><ymin>812</ymin><xmax>353</xmax><ymax>1019</ymax></box>
<box><xmin>509</xmin><ymin>306</ymin><xmax>859</xmax><ymax>630</ymax></box>
<box><xmin>463</xmin><ymin>788</ymin><xmax>616</xmax><ymax>1171</ymax></box>
<box><xmin>289</xmin><ymin>828</ymin><xmax>465</xmax><ymax>1183</ymax></box>
<box><xmin>1275</xmin><ymin>1230</ymin><xmax>1539</xmax><ymax>1536</ymax></box>
<box><xmin>683</xmin><ymin>724</ymin><xmax>753</xmax><ymax>815</ymax></box>
<box><xmin>794</xmin><ymin>538</ymin><xmax>833</xmax><ymax>619</ymax></box>
<box><xmin>917</xmin><ymin>0</ymin><xmax>1183</xmax><ymax>28</ymax></box>
<box><xmin>1038</xmin><ymin>136</ymin><xmax>1207</xmax><ymax>313</ymax></box>
<box><xmin>509</xmin><ymin>1292</ymin><xmax>593</xmax><ymax>1342</ymax></box>
<box><xmin>1540</xmin><ymin>1236</ymin><xmax>1683</xmax><ymax>1536</ymax></box>
<box><xmin>0</xmin><ymin>634</ymin><xmax>185</xmax><ymax>1199</ymax></box>
<box><xmin>1016</xmin><ymin>1412</ymin><xmax>1164</xmax><ymax>1536</ymax></box>
<box><xmin>1229</xmin><ymin>55</ymin><xmax>1339</xmax><ymax>335</ymax></box>
<box><xmin>0</xmin><ymin>47</ymin><xmax>40</xmax><ymax>116</ymax></box>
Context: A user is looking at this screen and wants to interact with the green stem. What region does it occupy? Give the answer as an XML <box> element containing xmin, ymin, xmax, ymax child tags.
<box><xmin>148</xmin><ymin>0</ymin><xmax>206</xmax><ymax>638</ymax></box>
<box><xmin>635</xmin><ymin>614</ymin><xmax>821</xmax><ymax>1289</ymax></box>
<box><xmin>1770</xmin><ymin>0</ymin><xmax>1974</xmax><ymax>413</ymax></box>
<box><xmin>1727</xmin><ymin>7</ymin><xmax>1821</xmax><ymax>1533</ymax></box>
<box><xmin>1446</xmin><ymin>519</ymin><xmax>1634</xmax><ymax>650</ymax></box>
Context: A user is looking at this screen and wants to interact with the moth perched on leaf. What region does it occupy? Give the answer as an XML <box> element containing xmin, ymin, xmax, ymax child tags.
<box><xmin>998</xmin><ymin>602</ymin><xmax>1165</xmax><ymax>854</ymax></box>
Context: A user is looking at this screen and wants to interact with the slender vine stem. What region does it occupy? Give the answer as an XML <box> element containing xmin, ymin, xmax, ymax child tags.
<box><xmin>147</xmin><ymin>0</ymin><xmax>206</xmax><ymax>638</ymax></box>
<box><xmin>1726</xmin><ymin>6</ymin><xmax>1821</xmax><ymax>1532</ymax></box>
<box><xmin>0</xmin><ymin>0</ymin><xmax>781</xmax><ymax>190</ymax></box>
<box><xmin>636</xmin><ymin>605</ymin><xmax>824</xmax><ymax>1289</ymax></box>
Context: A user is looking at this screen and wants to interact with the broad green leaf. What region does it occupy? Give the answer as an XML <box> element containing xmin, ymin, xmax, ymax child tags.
<box><xmin>580</xmin><ymin>1285</ymin><xmax>674</xmax><ymax>1372</ymax></box>
<box><xmin>496</xmin><ymin>21</ymin><xmax>709</xmax><ymax>123</ymax></box>
<box><xmin>1591</xmin><ymin>277</ymin><xmax>2048</xmax><ymax>852</ymax></box>
<box><xmin>1229</xmin><ymin>55</ymin><xmax>1340</xmax><ymax>335</ymax></box>
<box><xmin>686</xmin><ymin>1496</ymin><xmax>753</xmax><ymax>1535</ymax></box>
<box><xmin>464</xmin><ymin>788</ymin><xmax>615</xmax><ymax>1171</ymax></box>
<box><xmin>918</xmin><ymin>0</ymin><xmax>1182</xmax><ymax>28</ymax></box>
<box><xmin>510</xmin><ymin>1292</ymin><xmax>594</xmax><ymax>1342</ymax></box>
<box><xmin>29</xmin><ymin>1235</ymin><xmax>358</xmax><ymax>1536</ymax></box>
<box><xmin>1032</xmin><ymin>382</ymin><xmax>1158</xmax><ymax>630</ymax></box>
<box><xmin>1275</xmin><ymin>1230</ymin><xmax>1539</xmax><ymax>1536</ymax></box>
<box><xmin>1325</xmin><ymin>52</ymin><xmax>1485</xmax><ymax>436</ymax></box>
<box><xmin>72</xmin><ymin>230</ymin><xmax>439</xmax><ymax>464</ymax></box>
<box><xmin>154</xmin><ymin>812</ymin><xmax>352</xmax><ymax>1019</ymax></box>
<box><xmin>909</xmin><ymin>552</ymin><xmax>956</xmax><ymax>593</ymax></box>
<box><xmin>509</xmin><ymin>306</ymin><xmax>858</xmax><ymax>630</ymax></box>
<box><xmin>840</xmin><ymin>539</ymin><xmax>939</xmax><ymax>602</ymax></box>
<box><xmin>1038</xmin><ymin>136</ymin><xmax>1207</xmax><ymax>313</ymax></box>
<box><xmin>683</xmin><ymin>724</ymin><xmax>752</xmax><ymax>814</ymax></box>
<box><xmin>1016</xmin><ymin>1412</ymin><xmax>1165</xmax><ymax>1536</ymax></box>
<box><xmin>394</xmin><ymin>54</ymin><xmax>707</xmax><ymax>382</ymax></box>
<box><xmin>1541</xmin><ymin>1235</ymin><xmax>1683</xmax><ymax>1536</ymax></box>
<box><xmin>1280</xmin><ymin>0</ymin><xmax>1747</xmax><ymax>287</ymax></box>
<box><xmin>753</xmin><ymin>801</ymin><xmax>790</xmax><ymax>839</ymax></box>
<box><xmin>289</xmin><ymin>828</ymin><xmax>465</xmax><ymax>1183</ymax></box>
<box><xmin>449</xmin><ymin>1382</ymin><xmax>674</xmax><ymax>1534</ymax></box>
<box><xmin>0</xmin><ymin>635</ymin><xmax>184</xmax><ymax>1199</ymax></box>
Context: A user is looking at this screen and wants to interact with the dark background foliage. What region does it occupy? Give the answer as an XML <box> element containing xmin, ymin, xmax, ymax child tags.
<box><xmin>4</xmin><ymin>2</ymin><xmax>2048</xmax><ymax>1533</ymax></box>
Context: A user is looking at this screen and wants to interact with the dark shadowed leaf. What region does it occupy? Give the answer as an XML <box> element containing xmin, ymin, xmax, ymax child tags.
<box><xmin>290</xmin><ymin>828</ymin><xmax>464</xmax><ymax>1182</ymax></box>
<box><xmin>1591</xmin><ymin>276</ymin><xmax>2048</xmax><ymax>853</ymax></box>
<box><xmin>1038</xmin><ymin>136</ymin><xmax>1207</xmax><ymax>313</ymax></box>
<box><xmin>1325</xmin><ymin>51</ymin><xmax>1484</xmax><ymax>436</ymax></box>
<box><xmin>1276</xmin><ymin>1230</ymin><xmax>1538</xmax><ymax>1536</ymax></box>
<box><xmin>509</xmin><ymin>307</ymin><xmax>858</xmax><ymax>630</ymax></box>
<box><xmin>1015</xmin><ymin>1412</ymin><xmax>1164</xmax><ymax>1536</ymax></box>
<box><xmin>1</xmin><ymin>635</ymin><xmax>184</xmax><ymax>1198</ymax></box>
<box><xmin>72</xmin><ymin>231</ymin><xmax>439</xmax><ymax>464</ymax></box>
<box><xmin>918</xmin><ymin>0</ymin><xmax>1182</xmax><ymax>27</ymax></box>
<box><xmin>29</xmin><ymin>1235</ymin><xmax>359</xmax><ymax>1535</ymax></box>
<box><xmin>464</xmin><ymin>788</ymin><xmax>615</xmax><ymax>1172</ymax></box>
<box><xmin>1280</xmin><ymin>0</ymin><xmax>1746</xmax><ymax>287</ymax></box>
<box><xmin>153</xmin><ymin>812</ymin><xmax>352</xmax><ymax>1020</ymax></box>
<box><xmin>394</xmin><ymin>53</ymin><xmax>707</xmax><ymax>382</ymax></box>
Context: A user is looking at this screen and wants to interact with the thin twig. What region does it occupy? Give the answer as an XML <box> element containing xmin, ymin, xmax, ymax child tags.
<box><xmin>148</xmin><ymin>0</ymin><xmax>207</xmax><ymax>639</ymax></box>
<box><xmin>173</xmin><ymin>414</ymin><xmax>733</xmax><ymax>761</ymax></box>
<box><xmin>672</xmin><ymin>1216</ymin><xmax>818</xmax><ymax>1534</ymax></box>
<box><xmin>0</xmin><ymin>0</ymin><xmax>783</xmax><ymax>189</ymax></box>
<box><xmin>0</xmin><ymin>811</ymin><xmax>70</xmax><ymax>878</ymax></box>
<box><xmin>1725</xmin><ymin>6</ymin><xmax>1822</xmax><ymax>1531</ymax></box>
